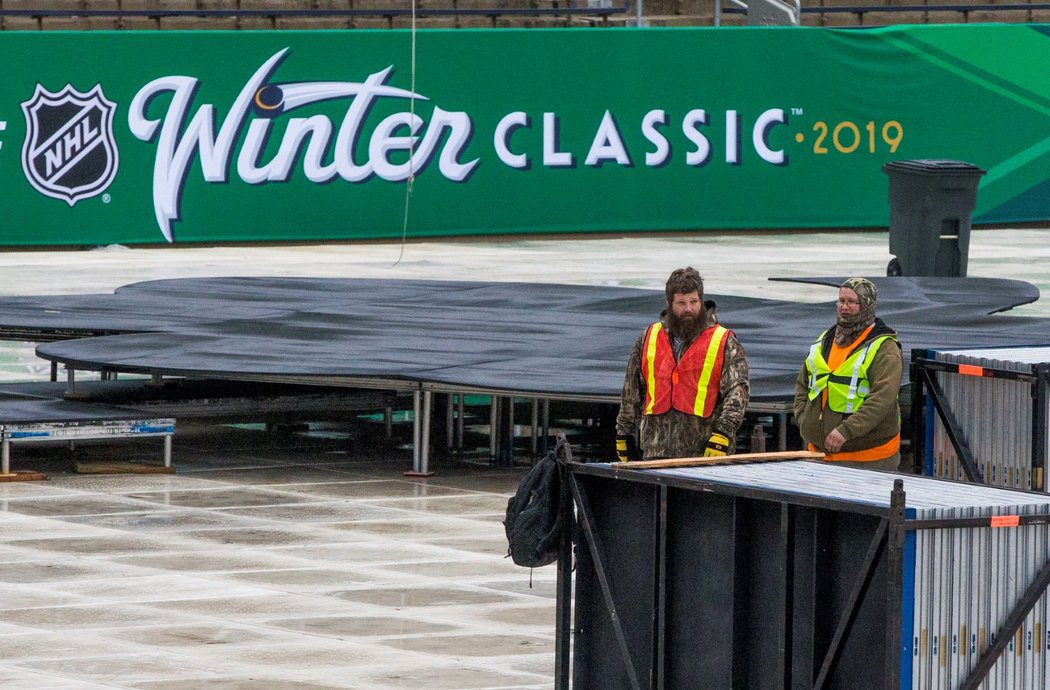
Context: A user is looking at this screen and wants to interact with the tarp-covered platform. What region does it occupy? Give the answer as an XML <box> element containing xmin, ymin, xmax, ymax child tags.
<box><xmin>0</xmin><ymin>275</ymin><xmax>1043</xmax><ymax>403</ymax></box>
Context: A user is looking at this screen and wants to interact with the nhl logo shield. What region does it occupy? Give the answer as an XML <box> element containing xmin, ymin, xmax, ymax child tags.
<box><xmin>21</xmin><ymin>83</ymin><xmax>119</xmax><ymax>206</ymax></box>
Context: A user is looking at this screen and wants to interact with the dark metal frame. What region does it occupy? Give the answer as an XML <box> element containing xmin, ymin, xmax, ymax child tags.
<box><xmin>722</xmin><ymin>2</ymin><xmax>1050</xmax><ymax>22</ymax></box>
<box><xmin>2</xmin><ymin>3</ymin><xmax>1038</xmax><ymax>24</ymax></box>
<box><xmin>0</xmin><ymin>4</ymin><xmax>629</xmax><ymax>22</ymax></box>
<box><xmin>910</xmin><ymin>349</ymin><xmax>1049</xmax><ymax>490</ymax></box>
<box><xmin>555</xmin><ymin>462</ymin><xmax>1050</xmax><ymax>689</ymax></box>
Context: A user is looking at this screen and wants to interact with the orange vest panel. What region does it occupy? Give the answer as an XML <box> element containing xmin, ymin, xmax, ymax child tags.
<box><xmin>641</xmin><ymin>322</ymin><xmax>729</xmax><ymax>419</ymax></box>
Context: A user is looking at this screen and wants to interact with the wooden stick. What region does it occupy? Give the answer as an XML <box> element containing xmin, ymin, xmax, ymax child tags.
<box><xmin>616</xmin><ymin>450</ymin><xmax>825</xmax><ymax>470</ymax></box>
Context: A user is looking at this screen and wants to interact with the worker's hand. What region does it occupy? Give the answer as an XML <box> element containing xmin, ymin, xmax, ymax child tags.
<box><xmin>615</xmin><ymin>434</ymin><xmax>641</xmax><ymax>463</ymax></box>
<box><xmin>703</xmin><ymin>432</ymin><xmax>731</xmax><ymax>457</ymax></box>
<box><xmin>824</xmin><ymin>428</ymin><xmax>847</xmax><ymax>453</ymax></box>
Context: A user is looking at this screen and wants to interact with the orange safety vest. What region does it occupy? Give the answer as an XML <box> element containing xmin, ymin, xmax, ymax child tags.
<box><xmin>641</xmin><ymin>322</ymin><xmax>730</xmax><ymax>418</ymax></box>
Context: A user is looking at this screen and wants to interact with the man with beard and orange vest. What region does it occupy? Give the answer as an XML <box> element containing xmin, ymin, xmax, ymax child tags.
<box><xmin>793</xmin><ymin>277</ymin><xmax>903</xmax><ymax>471</ymax></box>
<box><xmin>615</xmin><ymin>267</ymin><xmax>750</xmax><ymax>461</ymax></box>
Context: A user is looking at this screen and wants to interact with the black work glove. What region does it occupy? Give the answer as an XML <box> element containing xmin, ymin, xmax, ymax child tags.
<box><xmin>615</xmin><ymin>434</ymin><xmax>641</xmax><ymax>463</ymax></box>
<box><xmin>703</xmin><ymin>432</ymin><xmax>731</xmax><ymax>457</ymax></box>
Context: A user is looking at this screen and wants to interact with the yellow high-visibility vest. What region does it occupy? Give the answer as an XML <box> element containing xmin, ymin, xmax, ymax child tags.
<box><xmin>805</xmin><ymin>331</ymin><xmax>896</xmax><ymax>413</ymax></box>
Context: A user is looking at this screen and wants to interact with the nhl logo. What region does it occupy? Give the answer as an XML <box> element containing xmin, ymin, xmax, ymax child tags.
<box><xmin>21</xmin><ymin>83</ymin><xmax>119</xmax><ymax>206</ymax></box>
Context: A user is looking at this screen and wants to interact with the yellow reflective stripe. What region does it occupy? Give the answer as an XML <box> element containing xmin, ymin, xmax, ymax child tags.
<box><xmin>692</xmin><ymin>326</ymin><xmax>728</xmax><ymax>416</ymax></box>
<box><xmin>643</xmin><ymin>323</ymin><xmax>663</xmax><ymax>415</ymax></box>
<box><xmin>806</xmin><ymin>340</ymin><xmax>826</xmax><ymax>401</ymax></box>
<box><xmin>843</xmin><ymin>342</ymin><xmax>872</xmax><ymax>413</ymax></box>
<box><xmin>805</xmin><ymin>330</ymin><xmax>830</xmax><ymax>401</ymax></box>
<box><xmin>827</xmin><ymin>335</ymin><xmax>894</xmax><ymax>412</ymax></box>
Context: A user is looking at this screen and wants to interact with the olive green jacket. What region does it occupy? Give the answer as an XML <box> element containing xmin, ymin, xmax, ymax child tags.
<box><xmin>792</xmin><ymin>319</ymin><xmax>903</xmax><ymax>455</ymax></box>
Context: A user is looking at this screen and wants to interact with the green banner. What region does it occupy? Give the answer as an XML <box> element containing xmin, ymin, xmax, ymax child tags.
<box><xmin>0</xmin><ymin>25</ymin><xmax>1047</xmax><ymax>246</ymax></box>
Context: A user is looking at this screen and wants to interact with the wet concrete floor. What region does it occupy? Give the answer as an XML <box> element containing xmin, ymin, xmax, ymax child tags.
<box><xmin>0</xmin><ymin>228</ymin><xmax>1047</xmax><ymax>687</ymax></box>
<box><xmin>0</xmin><ymin>423</ymin><xmax>554</xmax><ymax>689</ymax></box>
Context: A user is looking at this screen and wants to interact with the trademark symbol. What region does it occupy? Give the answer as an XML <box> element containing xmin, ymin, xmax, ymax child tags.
<box><xmin>791</xmin><ymin>108</ymin><xmax>804</xmax><ymax>116</ymax></box>
<box><xmin>102</xmin><ymin>194</ymin><xmax>111</xmax><ymax>204</ymax></box>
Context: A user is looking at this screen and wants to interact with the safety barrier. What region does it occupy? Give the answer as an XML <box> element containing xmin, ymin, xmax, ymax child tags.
<box><xmin>910</xmin><ymin>347</ymin><xmax>1050</xmax><ymax>492</ymax></box>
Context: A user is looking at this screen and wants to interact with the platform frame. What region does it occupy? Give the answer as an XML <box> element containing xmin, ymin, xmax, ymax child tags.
<box><xmin>1</xmin><ymin>418</ymin><xmax>175</xmax><ymax>474</ymax></box>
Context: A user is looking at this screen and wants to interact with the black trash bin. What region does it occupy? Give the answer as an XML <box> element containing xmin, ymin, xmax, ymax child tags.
<box><xmin>882</xmin><ymin>159</ymin><xmax>986</xmax><ymax>277</ymax></box>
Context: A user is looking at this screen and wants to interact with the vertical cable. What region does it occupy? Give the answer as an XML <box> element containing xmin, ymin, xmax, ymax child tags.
<box><xmin>392</xmin><ymin>0</ymin><xmax>418</xmax><ymax>267</ymax></box>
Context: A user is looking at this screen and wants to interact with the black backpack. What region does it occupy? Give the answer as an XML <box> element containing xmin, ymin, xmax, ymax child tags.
<box><xmin>503</xmin><ymin>435</ymin><xmax>571</xmax><ymax>568</ymax></box>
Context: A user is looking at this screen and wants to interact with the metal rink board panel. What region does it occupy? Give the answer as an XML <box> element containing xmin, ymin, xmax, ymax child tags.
<box><xmin>925</xmin><ymin>346</ymin><xmax>1050</xmax><ymax>491</ymax></box>
<box><xmin>569</xmin><ymin>460</ymin><xmax>1050</xmax><ymax>690</ymax></box>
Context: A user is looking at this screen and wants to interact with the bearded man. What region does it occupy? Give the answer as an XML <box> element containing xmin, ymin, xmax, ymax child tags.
<box><xmin>793</xmin><ymin>277</ymin><xmax>903</xmax><ymax>471</ymax></box>
<box><xmin>615</xmin><ymin>267</ymin><xmax>750</xmax><ymax>462</ymax></box>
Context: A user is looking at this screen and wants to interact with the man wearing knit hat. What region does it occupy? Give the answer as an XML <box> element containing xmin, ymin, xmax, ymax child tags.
<box><xmin>793</xmin><ymin>277</ymin><xmax>903</xmax><ymax>470</ymax></box>
<box><xmin>615</xmin><ymin>267</ymin><xmax>750</xmax><ymax>461</ymax></box>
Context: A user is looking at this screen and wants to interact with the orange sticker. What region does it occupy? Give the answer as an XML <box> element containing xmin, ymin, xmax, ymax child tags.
<box><xmin>991</xmin><ymin>515</ymin><xmax>1020</xmax><ymax>528</ymax></box>
<box><xmin>958</xmin><ymin>364</ymin><xmax>985</xmax><ymax>377</ymax></box>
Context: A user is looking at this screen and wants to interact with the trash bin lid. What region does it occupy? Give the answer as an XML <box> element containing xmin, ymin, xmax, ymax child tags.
<box><xmin>882</xmin><ymin>159</ymin><xmax>987</xmax><ymax>176</ymax></box>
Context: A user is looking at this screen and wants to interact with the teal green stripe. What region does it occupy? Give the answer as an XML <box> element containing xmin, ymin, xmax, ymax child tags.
<box><xmin>879</xmin><ymin>32</ymin><xmax>1050</xmax><ymax>116</ymax></box>
<box><xmin>983</xmin><ymin>134</ymin><xmax>1050</xmax><ymax>187</ymax></box>
<box><xmin>880</xmin><ymin>30</ymin><xmax>1050</xmax><ymax>194</ymax></box>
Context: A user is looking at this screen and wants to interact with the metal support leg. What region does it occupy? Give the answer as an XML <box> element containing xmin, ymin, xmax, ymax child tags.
<box><xmin>412</xmin><ymin>390</ymin><xmax>421</xmax><ymax>470</ymax></box>
<box><xmin>542</xmin><ymin>399</ymin><xmax>551</xmax><ymax>456</ymax></box>
<box><xmin>420</xmin><ymin>390</ymin><xmax>432</xmax><ymax>474</ymax></box>
<box><xmin>49</xmin><ymin>361</ymin><xmax>58</xmax><ymax>382</ymax></box>
<box><xmin>456</xmin><ymin>394</ymin><xmax>464</xmax><ymax>450</ymax></box>
<box><xmin>446</xmin><ymin>393</ymin><xmax>454</xmax><ymax>452</ymax></box>
<box><xmin>64</xmin><ymin>367</ymin><xmax>87</xmax><ymax>400</ymax></box>
<box><xmin>504</xmin><ymin>397</ymin><xmax>515</xmax><ymax>466</ymax></box>
<box><xmin>384</xmin><ymin>405</ymin><xmax>393</xmax><ymax>438</ymax></box>
<box><xmin>489</xmin><ymin>397</ymin><xmax>498</xmax><ymax>462</ymax></box>
<box><xmin>163</xmin><ymin>435</ymin><xmax>172</xmax><ymax>468</ymax></box>
<box><xmin>2</xmin><ymin>438</ymin><xmax>8</xmax><ymax>475</ymax></box>
<box><xmin>406</xmin><ymin>390</ymin><xmax>434</xmax><ymax>477</ymax></box>
<box><xmin>531</xmin><ymin>398</ymin><xmax>539</xmax><ymax>459</ymax></box>
<box><xmin>494</xmin><ymin>396</ymin><xmax>515</xmax><ymax>467</ymax></box>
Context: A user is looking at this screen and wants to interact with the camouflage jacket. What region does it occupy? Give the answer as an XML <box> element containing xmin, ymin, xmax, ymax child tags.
<box><xmin>615</xmin><ymin>308</ymin><xmax>750</xmax><ymax>460</ymax></box>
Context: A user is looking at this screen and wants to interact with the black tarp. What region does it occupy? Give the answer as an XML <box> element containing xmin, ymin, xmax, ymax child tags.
<box><xmin>0</xmin><ymin>276</ymin><xmax>1042</xmax><ymax>402</ymax></box>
